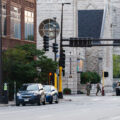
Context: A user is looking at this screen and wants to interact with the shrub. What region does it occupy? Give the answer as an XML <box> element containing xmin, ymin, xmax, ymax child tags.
<box><xmin>63</xmin><ymin>88</ymin><xmax>71</xmax><ymax>95</ymax></box>
<box><xmin>81</xmin><ymin>71</ymin><xmax>101</xmax><ymax>84</ymax></box>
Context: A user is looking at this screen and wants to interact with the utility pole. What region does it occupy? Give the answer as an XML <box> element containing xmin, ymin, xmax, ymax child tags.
<box><xmin>59</xmin><ymin>3</ymin><xmax>71</xmax><ymax>98</ymax></box>
<box><xmin>0</xmin><ymin>0</ymin><xmax>3</xmax><ymax>102</ymax></box>
<box><xmin>53</xmin><ymin>17</ymin><xmax>57</xmax><ymax>62</ymax></box>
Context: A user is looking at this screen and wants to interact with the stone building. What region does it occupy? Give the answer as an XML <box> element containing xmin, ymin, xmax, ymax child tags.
<box><xmin>37</xmin><ymin>0</ymin><xmax>120</xmax><ymax>94</ymax></box>
<box><xmin>1</xmin><ymin>0</ymin><xmax>36</xmax><ymax>49</ymax></box>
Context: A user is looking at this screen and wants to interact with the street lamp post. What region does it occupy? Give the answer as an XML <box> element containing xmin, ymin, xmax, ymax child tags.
<box><xmin>53</xmin><ymin>17</ymin><xmax>57</xmax><ymax>62</ymax></box>
<box><xmin>59</xmin><ymin>3</ymin><xmax>71</xmax><ymax>98</ymax></box>
<box><xmin>59</xmin><ymin>3</ymin><xmax>71</xmax><ymax>57</ymax></box>
<box><xmin>0</xmin><ymin>0</ymin><xmax>3</xmax><ymax>102</ymax></box>
<box><xmin>70</xmin><ymin>52</ymin><xmax>72</xmax><ymax>75</ymax></box>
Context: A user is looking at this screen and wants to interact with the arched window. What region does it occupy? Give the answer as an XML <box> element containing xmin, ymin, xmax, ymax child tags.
<box><xmin>39</xmin><ymin>19</ymin><xmax>60</xmax><ymax>40</ymax></box>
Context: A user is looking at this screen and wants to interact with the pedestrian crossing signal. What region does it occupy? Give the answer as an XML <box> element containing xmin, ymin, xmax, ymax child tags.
<box><xmin>104</xmin><ymin>72</ymin><xmax>108</xmax><ymax>77</ymax></box>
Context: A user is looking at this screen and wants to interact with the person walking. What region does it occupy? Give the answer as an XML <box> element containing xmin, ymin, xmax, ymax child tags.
<box><xmin>96</xmin><ymin>83</ymin><xmax>101</xmax><ymax>96</ymax></box>
<box><xmin>86</xmin><ymin>82</ymin><xmax>91</xmax><ymax>96</ymax></box>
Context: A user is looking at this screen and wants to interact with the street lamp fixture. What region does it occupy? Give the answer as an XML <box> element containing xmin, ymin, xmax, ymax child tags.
<box><xmin>59</xmin><ymin>2</ymin><xmax>71</xmax><ymax>99</ymax></box>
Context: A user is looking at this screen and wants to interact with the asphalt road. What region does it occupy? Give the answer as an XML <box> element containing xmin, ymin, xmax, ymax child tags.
<box><xmin>0</xmin><ymin>95</ymin><xmax>120</xmax><ymax>120</ymax></box>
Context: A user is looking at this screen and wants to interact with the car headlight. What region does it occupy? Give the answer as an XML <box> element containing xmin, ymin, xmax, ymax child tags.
<box><xmin>17</xmin><ymin>93</ymin><xmax>21</xmax><ymax>96</ymax></box>
<box><xmin>17</xmin><ymin>93</ymin><xmax>22</xmax><ymax>99</ymax></box>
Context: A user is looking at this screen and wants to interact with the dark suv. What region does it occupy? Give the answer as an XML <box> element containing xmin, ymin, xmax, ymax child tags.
<box><xmin>16</xmin><ymin>84</ymin><xmax>46</xmax><ymax>106</ymax></box>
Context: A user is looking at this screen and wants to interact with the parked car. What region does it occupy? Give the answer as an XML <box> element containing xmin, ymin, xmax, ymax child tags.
<box><xmin>116</xmin><ymin>82</ymin><xmax>120</xmax><ymax>96</ymax></box>
<box><xmin>43</xmin><ymin>85</ymin><xmax>59</xmax><ymax>104</ymax></box>
<box><xmin>16</xmin><ymin>83</ymin><xmax>46</xmax><ymax>106</ymax></box>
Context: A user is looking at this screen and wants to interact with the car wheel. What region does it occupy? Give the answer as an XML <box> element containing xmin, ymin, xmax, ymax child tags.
<box><xmin>16</xmin><ymin>100</ymin><xmax>20</xmax><ymax>106</ymax></box>
<box><xmin>49</xmin><ymin>97</ymin><xmax>53</xmax><ymax>104</ymax></box>
<box><xmin>37</xmin><ymin>97</ymin><xmax>41</xmax><ymax>105</ymax></box>
<box><xmin>55</xmin><ymin>95</ymin><xmax>59</xmax><ymax>104</ymax></box>
<box><xmin>16</xmin><ymin>103</ymin><xmax>20</xmax><ymax>106</ymax></box>
<box><xmin>22</xmin><ymin>103</ymin><xmax>25</xmax><ymax>106</ymax></box>
<box><xmin>116</xmin><ymin>90</ymin><xmax>119</xmax><ymax>96</ymax></box>
<box><xmin>42</xmin><ymin>98</ymin><xmax>46</xmax><ymax>105</ymax></box>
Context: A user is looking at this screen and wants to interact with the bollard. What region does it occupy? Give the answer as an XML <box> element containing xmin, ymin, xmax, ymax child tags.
<box><xmin>3</xmin><ymin>83</ymin><xmax>8</xmax><ymax>104</ymax></box>
<box><xmin>102</xmin><ymin>86</ymin><xmax>105</xmax><ymax>96</ymax></box>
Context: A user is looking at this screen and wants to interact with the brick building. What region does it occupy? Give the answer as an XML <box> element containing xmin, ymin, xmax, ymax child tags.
<box><xmin>1</xmin><ymin>0</ymin><xmax>36</xmax><ymax>49</ymax></box>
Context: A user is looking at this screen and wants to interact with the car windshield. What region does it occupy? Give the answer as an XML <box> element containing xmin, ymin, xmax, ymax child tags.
<box><xmin>44</xmin><ymin>86</ymin><xmax>51</xmax><ymax>92</ymax></box>
<box><xmin>19</xmin><ymin>85</ymin><xmax>28</xmax><ymax>91</ymax></box>
<box><xmin>27</xmin><ymin>84</ymin><xmax>39</xmax><ymax>91</ymax></box>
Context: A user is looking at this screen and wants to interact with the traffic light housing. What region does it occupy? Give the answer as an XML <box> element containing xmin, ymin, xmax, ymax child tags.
<box><xmin>104</xmin><ymin>72</ymin><xmax>109</xmax><ymax>77</ymax></box>
<box><xmin>59</xmin><ymin>49</ymin><xmax>65</xmax><ymax>68</ymax></box>
<box><xmin>43</xmin><ymin>36</ymin><xmax>49</xmax><ymax>51</ymax></box>
<box><xmin>53</xmin><ymin>43</ymin><xmax>58</xmax><ymax>53</ymax></box>
<box><xmin>49</xmin><ymin>72</ymin><xmax>54</xmax><ymax>85</ymax></box>
<box><xmin>62</xmin><ymin>69</ymin><xmax>65</xmax><ymax>76</ymax></box>
<box><xmin>69</xmin><ymin>38</ymin><xmax>92</xmax><ymax>47</ymax></box>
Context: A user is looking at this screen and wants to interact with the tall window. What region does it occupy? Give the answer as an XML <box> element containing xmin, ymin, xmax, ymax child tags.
<box><xmin>78</xmin><ymin>10</ymin><xmax>103</xmax><ymax>43</ymax></box>
<box><xmin>10</xmin><ymin>6</ymin><xmax>21</xmax><ymax>39</ymax></box>
<box><xmin>2</xmin><ymin>3</ymin><xmax>7</xmax><ymax>36</ymax></box>
<box><xmin>25</xmin><ymin>10</ymin><xmax>34</xmax><ymax>41</ymax></box>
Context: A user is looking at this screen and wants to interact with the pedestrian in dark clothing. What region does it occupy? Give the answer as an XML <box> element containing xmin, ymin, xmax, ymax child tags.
<box><xmin>96</xmin><ymin>83</ymin><xmax>101</xmax><ymax>96</ymax></box>
<box><xmin>86</xmin><ymin>82</ymin><xmax>91</xmax><ymax>96</ymax></box>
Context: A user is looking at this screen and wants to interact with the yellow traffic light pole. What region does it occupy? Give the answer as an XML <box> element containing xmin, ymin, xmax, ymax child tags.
<box><xmin>102</xmin><ymin>71</ymin><xmax>104</xmax><ymax>87</ymax></box>
<box><xmin>58</xmin><ymin>66</ymin><xmax>63</xmax><ymax>98</ymax></box>
<box><xmin>102</xmin><ymin>71</ymin><xmax>105</xmax><ymax>96</ymax></box>
<box><xmin>54</xmin><ymin>73</ymin><xmax>57</xmax><ymax>89</ymax></box>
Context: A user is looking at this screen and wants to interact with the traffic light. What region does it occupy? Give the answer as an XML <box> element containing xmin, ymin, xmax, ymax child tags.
<box><xmin>43</xmin><ymin>36</ymin><xmax>49</xmax><ymax>51</ymax></box>
<box><xmin>62</xmin><ymin>69</ymin><xmax>65</xmax><ymax>76</ymax></box>
<box><xmin>53</xmin><ymin>43</ymin><xmax>58</xmax><ymax>53</ymax></box>
<box><xmin>49</xmin><ymin>72</ymin><xmax>54</xmax><ymax>85</ymax></box>
<box><xmin>59</xmin><ymin>49</ymin><xmax>65</xmax><ymax>68</ymax></box>
<box><xmin>69</xmin><ymin>38</ymin><xmax>92</xmax><ymax>47</ymax></box>
<box><xmin>104</xmin><ymin>72</ymin><xmax>109</xmax><ymax>77</ymax></box>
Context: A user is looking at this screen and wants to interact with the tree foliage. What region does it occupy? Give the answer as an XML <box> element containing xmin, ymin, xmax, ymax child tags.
<box><xmin>80</xmin><ymin>71</ymin><xmax>101</xmax><ymax>84</ymax></box>
<box><xmin>113</xmin><ymin>54</ymin><xmax>120</xmax><ymax>78</ymax></box>
<box><xmin>2</xmin><ymin>44</ymin><xmax>58</xmax><ymax>99</ymax></box>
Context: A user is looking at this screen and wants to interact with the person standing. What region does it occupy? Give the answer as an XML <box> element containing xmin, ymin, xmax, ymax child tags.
<box><xmin>86</xmin><ymin>82</ymin><xmax>91</xmax><ymax>96</ymax></box>
<box><xmin>96</xmin><ymin>83</ymin><xmax>101</xmax><ymax>96</ymax></box>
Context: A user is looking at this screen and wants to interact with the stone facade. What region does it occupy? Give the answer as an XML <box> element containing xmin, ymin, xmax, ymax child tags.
<box><xmin>37</xmin><ymin>0</ymin><xmax>118</xmax><ymax>94</ymax></box>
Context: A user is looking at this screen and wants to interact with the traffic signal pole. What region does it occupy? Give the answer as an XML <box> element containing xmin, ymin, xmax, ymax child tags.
<box><xmin>53</xmin><ymin>17</ymin><xmax>57</xmax><ymax>62</ymax></box>
<box><xmin>0</xmin><ymin>0</ymin><xmax>3</xmax><ymax>103</ymax></box>
<box><xmin>54</xmin><ymin>73</ymin><xmax>57</xmax><ymax>89</ymax></box>
<box><xmin>58</xmin><ymin>67</ymin><xmax>62</xmax><ymax>97</ymax></box>
<box><xmin>58</xmin><ymin>3</ymin><xmax>64</xmax><ymax>98</ymax></box>
<box><xmin>59</xmin><ymin>3</ymin><xmax>71</xmax><ymax>98</ymax></box>
<box><xmin>102</xmin><ymin>71</ymin><xmax>105</xmax><ymax>96</ymax></box>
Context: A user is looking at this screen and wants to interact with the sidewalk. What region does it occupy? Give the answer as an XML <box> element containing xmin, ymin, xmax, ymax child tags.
<box><xmin>0</xmin><ymin>97</ymin><xmax>72</xmax><ymax>107</ymax></box>
<box><xmin>0</xmin><ymin>101</ymin><xmax>15</xmax><ymax>107</ymax></box>
<box><xmin>0</xmin><ymin>93</ymin><xmax>116</xmax><ymax>107</ymax></box>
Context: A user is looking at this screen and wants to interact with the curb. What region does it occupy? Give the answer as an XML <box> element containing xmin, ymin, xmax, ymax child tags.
<box><xmin>0</xmin><ymin>102</ymin><xmax>15</xmax><ymax>107</ymax></box>
<box><xmin>59</xmin><ymin>98</ymin><xmax>72</xmax><ymax>102</ymax></box>
<box><xmin>0</xmin><ymin>99</ymin><xmax>72</xmax><ymax>107</ymax></box>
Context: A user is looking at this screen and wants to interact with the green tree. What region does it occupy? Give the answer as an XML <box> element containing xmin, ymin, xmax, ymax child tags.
<box><xmin>113</xmin><ymin>54</ymin><xmax>120</xmax><ymax>78</ymax></box>
<box><xmin>81</xmin><ymin>71</ymin><xmax>101</xmax><ymax>84</ymax></box>
<box><xmin>2</xmin><ymin>44</ymin><xmax>58</xmax><ymax>100</ymax></box>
